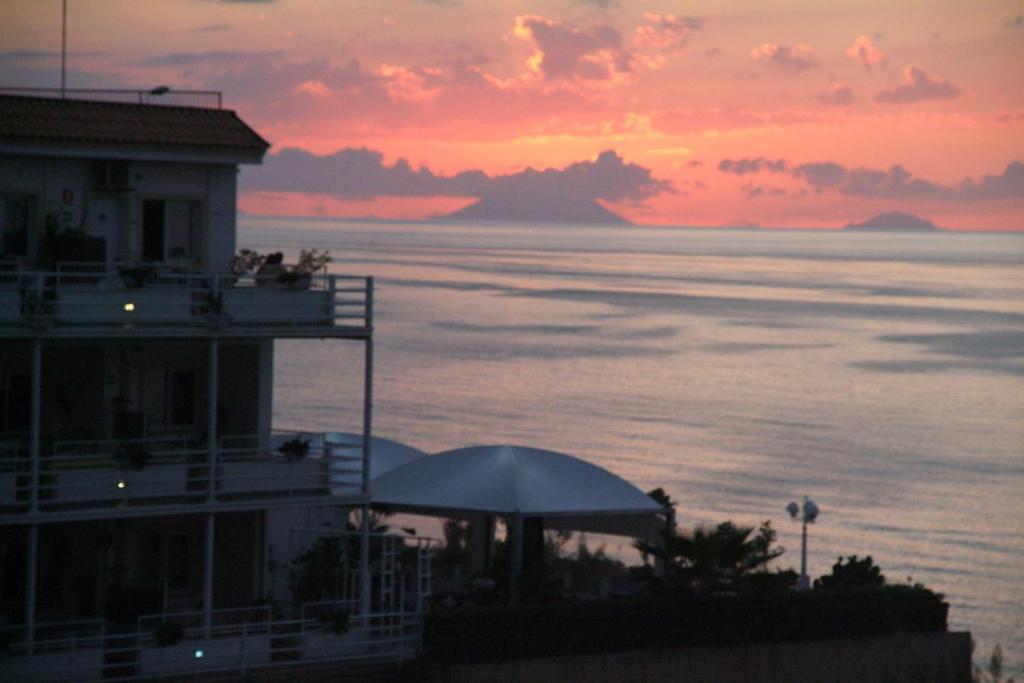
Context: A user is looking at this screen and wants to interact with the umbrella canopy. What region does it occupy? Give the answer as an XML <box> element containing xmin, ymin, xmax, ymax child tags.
<box><xmin>371</xmin><ymin>444</ymin><xmax>663</xmax><ymax>518</ymax></box>
<box><xmin>322</xmin><ymin>432</ymin><xmax>428</xmax><ymax>493</ymax></box>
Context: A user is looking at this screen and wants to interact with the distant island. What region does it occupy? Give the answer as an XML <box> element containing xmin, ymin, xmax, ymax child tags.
<box><xmin>444</xmin><ymin>195</ymin><xmax>629</xmax><ymax>225</ymax></box>
<box><xmin>844</xmin><ymin>212</ymin><xmax>939</xmax><ymax>231</ymax></box>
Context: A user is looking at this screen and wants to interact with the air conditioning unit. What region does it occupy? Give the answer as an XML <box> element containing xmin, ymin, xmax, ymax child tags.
<box><xmin>95</xmin><ymin>160</ymin><xmax>132</xmax><ymax>191</ymax></box>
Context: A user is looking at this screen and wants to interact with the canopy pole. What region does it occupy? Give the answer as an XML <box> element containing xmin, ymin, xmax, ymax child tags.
<box><xmin>509</xmin><ymin>514</ymin><xmax>523</xmax><ymax>605</ymax></box>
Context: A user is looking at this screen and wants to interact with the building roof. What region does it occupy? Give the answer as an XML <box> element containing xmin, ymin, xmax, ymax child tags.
<box><xmin>0</xmin><ymin>95</ymin><xmax>270</xmax><ymax>156</ymax></box>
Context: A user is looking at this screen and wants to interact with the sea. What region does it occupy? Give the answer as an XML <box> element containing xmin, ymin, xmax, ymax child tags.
<box><xmin>241</xmin><ymin>216</ymin><xmax>1024</xmax><ymax>674</ymax></box>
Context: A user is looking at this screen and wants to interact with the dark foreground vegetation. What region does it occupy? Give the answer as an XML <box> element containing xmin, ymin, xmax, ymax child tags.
<box><xmin>423</xmin><ymin>584</ymin><xmax>948</xmax><ymax>664</ymax></box>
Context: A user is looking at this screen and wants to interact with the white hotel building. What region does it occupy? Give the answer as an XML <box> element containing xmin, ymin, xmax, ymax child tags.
<box><xmin>0</xmin><ymin>90</ymin><xmax>428</xmax><ymax>680</ymax></box>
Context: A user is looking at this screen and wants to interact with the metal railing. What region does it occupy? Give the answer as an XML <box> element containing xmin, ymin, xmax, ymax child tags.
<box><xmin>0</xmin><ymin>86</ymin><xmax>223</xmax><ymax>109</ymax></box>
<box><xmin>0</xmin><ymin>430</ymin><xmax>365</xmax><ymax>513</ymax></box>
<box><xmin>0</xmin><ymin>265</ymin><xmax>372</xmax><ymax>332</ymax></box>
<box><xmin>0</xmin><ymin>611</ymin><xmax>422</xmax><ymax>681</ymax></box>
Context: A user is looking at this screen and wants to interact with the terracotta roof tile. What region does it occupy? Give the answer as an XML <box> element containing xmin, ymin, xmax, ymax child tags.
<box><xmin>0</xmin><ymin>95</ymin><xmax>270</xmax><ymax>154</ymax></box>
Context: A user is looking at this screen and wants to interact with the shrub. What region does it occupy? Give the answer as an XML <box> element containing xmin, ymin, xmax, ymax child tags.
<box><xmin>423</xmin><ymin>585</ymin><xmax>948</xmax><ymax>664</ymax></box>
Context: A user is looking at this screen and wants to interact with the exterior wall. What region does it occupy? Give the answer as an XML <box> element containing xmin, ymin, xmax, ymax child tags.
<box><xmin>0</xmin><ymin>153</ymin><xmax>237</xmax><ymax>271</ymax></box>
<box><xmin>264</xmin><ymin>506</ymin><xmax>348</xmax><ymax>606</ymax></box>
<box><xmin>431</xmin><ymin>631</ymin><xmax>974</xmax><ymax>683</ymax></box>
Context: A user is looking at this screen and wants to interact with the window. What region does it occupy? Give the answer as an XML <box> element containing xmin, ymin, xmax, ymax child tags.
<box><xmin>141</xmin><ymin>199</ymin><xmax>201</xmax><ymax>262</ymax></box>
<box><xmin>1</xmin><ymin>373</ymin><xmax>30</xmax><ymax>435</ymax></box>
<box><xmin>166</xmin><ymin>534</ymin><xmax>191</xmax><ymax>590</ymax></box>
<box><xmin>0</xmin><ymin>193</ymin><xmax>32</xmax><ymax>257</ymax></box>
<box><xmin>166</xmin><ymin>370</ymin><xmax>196</xmax><ymax>427</ymax></box>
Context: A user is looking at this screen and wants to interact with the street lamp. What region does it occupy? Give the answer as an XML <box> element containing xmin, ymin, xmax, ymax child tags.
<box><xmin>786</xmin><ymin>496</ymin><xmax>819</xmax><ymax>590</ymax></box>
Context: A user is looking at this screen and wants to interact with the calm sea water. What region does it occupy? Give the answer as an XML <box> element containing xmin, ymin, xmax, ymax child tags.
<box><xmin>242</xmin><ymin>217</ymin><xmax>1024</xmax><ymax>673</ymax></box>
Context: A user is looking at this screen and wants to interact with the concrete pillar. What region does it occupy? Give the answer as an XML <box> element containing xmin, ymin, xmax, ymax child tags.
<box><xmin>509</xmin><ymin>515</ymin><xmax>523</xmax><ymax>605</ymax></box>
<box><xmin>203</xmin><ymin>513</ymin><xmax>215</xmax><ymax>637</ymax></box>
<box><xmin>359</xmin><ymin>284</ymin><xmax>374</xmax><ymax>623</ymax></box>
<box><xmin>207</xmin><ymin>338</ymin><xmax>219</xmax><ymax>501</ymax></box>
<box><xmin>29</xmin><ymin>338</ymin><xmax>41</xmax><ymax>513</ymax></box>
<box><xmin>25</xmin><ymin>524</ymin><xmax>38</xmax><ymax>654</ymax></box>
<box><xmin>468</xmin><ymin>515</ymin><xmax>494</xmax><ymax>575</ymax></box>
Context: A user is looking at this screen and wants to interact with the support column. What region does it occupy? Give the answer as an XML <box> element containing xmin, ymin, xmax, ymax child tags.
<box><xmin>359</xmin><ymin>505</ymin><xmax>371</xmax><ymax>625</ymax></box>
<box><xmin>359</xmin><ymin>280</ymin><xmax>374</xmax><ymax>623</ymax></box>
<box><xmin>509</xmin><ymin>515</ymin><xmax>523</xmax><ymax>606</ymax></box>
<box><xmin>203</xmin><ymin>513</ymin><xmax>215</xmax><ymax>638</ymax></box>
<box><xmin>25</xmin><ymin>524</ymin><xmax>38</xmax><ymax>654</ymax></box>
<box><xmin>29</xmin><ymin>338</ymin><xmax>42</xmax><ymax>513</ymax></box>
<box><xmin>25</xmin><ymin>339</ymin><xmax>42</xmax><ymax>653</ymax></box>
<box><xmin>207</xmin><ymin>338</ymin><xmax>219</xmax><ymax>501</ymax></box>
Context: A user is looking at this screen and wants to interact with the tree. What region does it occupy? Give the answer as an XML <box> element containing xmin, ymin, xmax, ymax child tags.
<box><xmin>638</xmin><ymin>520</ymin><xmax>786</xmax><ymax>593</ymax></box>
<box><xmin>814</xmin><ymin>555</ymin><xmax>885</xmax><ymax>590</ymax></box>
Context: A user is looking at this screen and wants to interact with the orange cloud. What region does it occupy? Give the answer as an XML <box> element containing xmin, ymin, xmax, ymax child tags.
<box><xmin>846</xmin><ymin>35</ymin><xmax>885</xmax><ymax>68</ymax></box>
<box><xmin>875</xmin><ymin>67</ymin><xmax>960</xmax><ymax>103</ymax></box>
<box><xmin>512</xmin><ymin>14</ymin><xmax>631</xmax><ymax>84</ymax></box>
<box><xmin>819</xmin><ymin>83</ymin><xmax>855</xmax><ymax>106</ymax></box>
<box><xmin>751</xmin><ymin>43</ymin><xmax>818</xmax><ymax>72</ymax></box>
<box><xmin>378</xmin><ymin>64</ymin><xmax>440</xmax><ymax>103</ymax></box>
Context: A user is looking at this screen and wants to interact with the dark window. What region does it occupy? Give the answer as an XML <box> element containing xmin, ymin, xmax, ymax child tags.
<box><xmin>141</xmin><ymin>200</ymin><xmax>165</xmax><ymax>262</ymax></box>
<box><xmin>142</xmin><ymin>199</ymin><xmax>201</xmax><ymax>262</ymax></box>
<box><xmin>167</xmin><ymin>370</ymin><xmax>196</xmax><ymax>427</ymax></box>
<box><xmin>2</xmin><ymin>373</ymin><xmax>30</xmax><ymax>435</ymax></box>
<box><xmin>1</xmin><ymin>193</ymin><xmax>31</xmax><ymax>257</ymax></box>
<box><xmin>141</xmin><ymin>534</ymin><xmax>161</xmax><ymax>581</ymax></box>
<box><xmin>166</xmin><ymin>534</ymin><xmax>191</xmax><ymax>590</ymax></box>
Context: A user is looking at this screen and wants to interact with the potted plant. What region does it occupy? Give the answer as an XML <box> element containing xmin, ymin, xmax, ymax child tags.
<box><xmin>119</xmin><ymin>264</ymin><xmax>156</xmax><ymax>288</ymax></box>
<box><xmin>278</xmin><ymin>438</ymin><xmax>310</xmax><ymax>461</ymax></box>
<box><xmin>231</xmin><ymin>249</ymin><xmax>265</xmax><ymax>280</ymax></box>
<box><xmin>278</xmin><ymin>249</ymin><xmax>331</xmax><ymax>288</ymax></box>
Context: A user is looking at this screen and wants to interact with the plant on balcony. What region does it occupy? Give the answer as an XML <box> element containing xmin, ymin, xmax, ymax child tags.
<box><xmin>278</xmin><ymin>437</ymin><xmax>310</xmax><ymax>461</ymax></box>
<box><xmin>278</xmin><ymin>248</ymin><xmax>331</xmax><ymax>287</ymax></box>
<box><xmin>116</xmin><ymin>442</ymin><xmax>151</xmax><ymax>470</ymax></box>
<box><xmin>231</xmin><ymin>248</ymin><xmax>265</xmax><ymax>278</ymax></box>
<box><xmin>119</xmin><ymin>264</ymin><xmax>156</xmax><ymax>288</ymax></box>
<box><xmin>153</xmin><ymin>622</ymin><xmax>184</xmax><ymax>647</ymax></box>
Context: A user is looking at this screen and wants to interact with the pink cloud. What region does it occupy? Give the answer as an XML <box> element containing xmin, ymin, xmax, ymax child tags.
<box><xmin>819</xmin><ymin>83</ymin><xmax>855</xmax><ymax>106</ymax></box>
<box><xmin>243</xmin><ymin>147</ymin><xmax>672</xmax><ymax>204</ymax></box>
<box><xmin>633</xmin><ymin>13</ymin><xmax>703</xmax><ymax>52</ymax></box>
<box><xmin>378</xmin><ymin>64</ymin><xmax>441</xmax><ymax>103</ymax></box>
<box><xmin>751</xmin><ymin>43</ymin><xmax>818</xmax><ymax>72</ymax></box>
<box><xmin>875</xmin><ymin>67</ymin><xmax>960</xmax><ymax>103</ymax></box>
<box><xmin>846</xmin><ymin>35</ymin><xmax>885</xmax><ymax>68</ymax></box>
<box><xmin>720</xmin><ymin>157</ymin><xmax>1024</xmax><ymax>201</ymax></box>
<box><xmin>513</xmin><ymin>15</ymin><xmax>630</xmax><ymax>82</ymax></box>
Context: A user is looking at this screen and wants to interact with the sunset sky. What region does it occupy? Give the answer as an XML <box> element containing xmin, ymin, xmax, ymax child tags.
<box><xmin>3</xmin><ymin>0</ymin><xmax>1023</xmax><ymax>228</ymax></box>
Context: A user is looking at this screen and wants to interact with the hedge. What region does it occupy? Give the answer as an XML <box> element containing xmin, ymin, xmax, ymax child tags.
<box><xmin>423</xmin><ymin>585</ymin><xmax>948</xmax><ymax>664</ymax></box>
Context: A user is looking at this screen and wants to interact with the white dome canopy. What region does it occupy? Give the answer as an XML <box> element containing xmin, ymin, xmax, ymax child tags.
<box><xmin>321</xmin><ymin>432</ymin><xmax>428</xmax><ymax>494</ymax></box>
<box><xmin>370</xmin><ymin>444</ymin><xmax>663</xmax><ymax>518</ymax></box>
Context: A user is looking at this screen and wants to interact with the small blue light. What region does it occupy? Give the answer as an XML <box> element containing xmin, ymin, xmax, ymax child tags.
<box><xmin>194</xmin><ymin>649</ymin><xmax>204</xmax><ymax>658</ymax></box>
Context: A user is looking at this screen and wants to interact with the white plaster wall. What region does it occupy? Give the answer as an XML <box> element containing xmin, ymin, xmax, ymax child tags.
<box><xmin>0</xmin><ymin>153</ymin><xmax>239</xmax><ymax>270</ymax></box>
<box><xmin>263</xmin><ymin>506</ymin><xmax>348</xmax><ymax>606</ymax></box>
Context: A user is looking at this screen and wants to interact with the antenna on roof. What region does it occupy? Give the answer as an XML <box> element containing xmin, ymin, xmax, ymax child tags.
<box><xmin>61</xmin><ymin>0</ymin><xmax>67</xmax><ymax>98</ymax></box>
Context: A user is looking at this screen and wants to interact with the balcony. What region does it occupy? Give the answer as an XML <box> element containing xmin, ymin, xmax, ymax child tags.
<box><xmin>0</xmin><ymin>431</ymin><xmax>367</xmax><ymax>520</ymax></box>
<box><xmin>0</xmin><ymin>263</ymin><xmax>371</xmax><ymax>338</ymax></box>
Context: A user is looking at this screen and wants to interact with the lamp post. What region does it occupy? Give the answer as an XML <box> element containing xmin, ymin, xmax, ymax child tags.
<box><xmin>786</xmin><ymin>496</ymin><xmax>819</xmax><ymax>590</ymax></box>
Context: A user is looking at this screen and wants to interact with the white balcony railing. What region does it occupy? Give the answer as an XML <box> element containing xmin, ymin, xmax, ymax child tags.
<box><xmin>0</xmin><ymin>532</ymin><xmax>437</xmax><ymax>681</ymax></box>
<box><xmin>0</xmin><ymin>264</ymin><xmax>372</xmax><ymax>333</ymax></box>
<box><xmin>0</xmin><ymin>431</ymin><xmax>366</xmax><ymax>515</ymax></box>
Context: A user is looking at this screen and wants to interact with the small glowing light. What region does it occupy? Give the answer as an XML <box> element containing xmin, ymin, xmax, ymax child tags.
<box><xmin>124</xmin><ymin>302</ymin><xmax>135</xmax><ymax>312</ymax></box>
<box><xmin>194</xmin><ymin>649</ymin><xmax>204</xmax><ymax>659</ymax></box>
<box><xmin>117</xmin><ymin>480</ymin><xmax>126</xmax><ymax>489</ymax></box>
